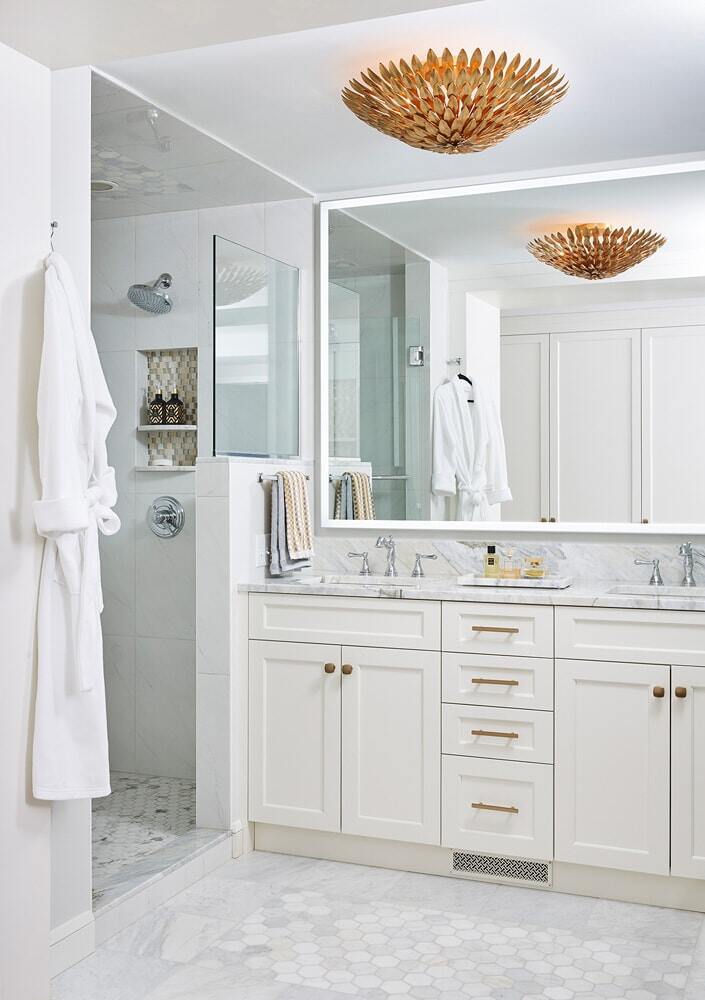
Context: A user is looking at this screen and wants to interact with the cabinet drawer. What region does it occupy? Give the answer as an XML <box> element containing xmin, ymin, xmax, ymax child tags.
<box><xmin>442</xmin><ymin>756</ymin><xmax>553</xmax><ymax>860</ymax></box>
<box><xmin>442</xmin><ymin>602</ymin><xmax>553</xmax><ymax>657</ymax></box>
<box><xmin>250</xmin><ymin>594</ymin><xmax>440</xmax><ymax>650</ymax></box>
<box><xmin>443</xmin><ymin>704</ymin><xmax>553</xmax><ymax>764</ymax></box>
<box><xmin>556</xmin><ymin>606</ymin><xmax>705</xmax><ymax>666</ymax></box>
<box><xmin>443</xmin><ymin>653</ymin><xmax>554</xmax><ymax>711</ymax></box>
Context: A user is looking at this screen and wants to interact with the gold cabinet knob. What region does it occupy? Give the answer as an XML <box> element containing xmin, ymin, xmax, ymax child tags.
<box><xmin>324</xmin><ymin>662</ymin><xmax>336</xmax><ymax>674</ymax></box>
<box><xmin>653</xmin><ymin>686</ymin><xmax>665</xmax><ymax>698</ymax></box>
<box><xmin>549</xmin><ymin>516</ymin><xmax>557</xmax><ymax>523</ymax></box>
<box><xmin>540</xmin><ymin>517</ymin><xmax>548</xmax><ymax>523</ymax></box>
<box><xmin>642</xmin><ymin>517</ymin><xmax>650</xmax><ymax>524</ymax></box>
<box><xmin>675</xmin><ymin>686</ymin><xmax>688</xmax><ymax>698</ymax></box>
<box><xmin>342</xmin><ymin>663</ymin><xmax>353</xmax><ymax>675</ymax></box>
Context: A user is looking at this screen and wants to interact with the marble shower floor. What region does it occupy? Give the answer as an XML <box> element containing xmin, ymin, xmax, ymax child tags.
<box><xmin>56</xmin><ymin>850</ymin><xmax>705</xmax><ymax>999</ymax></box>
<box><xmin>92</xmin><ymin>772</ymin><xmax>219</xmax><ymax>908</ymax></box>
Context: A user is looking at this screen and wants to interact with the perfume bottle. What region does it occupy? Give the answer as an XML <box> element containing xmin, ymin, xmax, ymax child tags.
<box><xmin>148</xmin><ymin>388</ymin><xmax>166</xmax><ymax>424</ymax></box>
<box><xmin>165</xmin><ymin>386</ymin><xmax>184</xmax><ymax>424</ymax></box>
<box><xmin>484</xmin><ymin>544</ymin><xmax>500</xmax><ymax>578</ymax></box>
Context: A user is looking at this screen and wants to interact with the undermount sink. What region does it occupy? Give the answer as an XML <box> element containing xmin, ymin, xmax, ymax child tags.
<box><xmin>609</xmin><ymin>584</ymin><xmax>705</xmax><ymax>598</ymax></box>
<box><xmin>297</xmin><ymin>574</ymin><xmax>422</xmax><ymax>587</ymax></box>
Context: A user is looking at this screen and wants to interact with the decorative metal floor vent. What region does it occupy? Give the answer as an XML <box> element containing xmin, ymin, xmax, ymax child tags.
<box><xmin>451</xmin><ymin>851</ymin><xmax>551</xmax><ymax>887</ymax></box>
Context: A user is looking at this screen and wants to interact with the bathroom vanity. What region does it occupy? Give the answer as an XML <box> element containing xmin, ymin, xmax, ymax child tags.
<box><xmin>242</xmin><ymin>580</ymin><xmax>705</xmax><ymax>909</ymax></box>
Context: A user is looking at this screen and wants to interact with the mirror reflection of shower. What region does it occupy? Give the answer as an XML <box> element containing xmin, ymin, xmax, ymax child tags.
<box><xmin>128</xmin><ymin>273</ymin><xmax>173</xmax><ymax>314</ymax></box>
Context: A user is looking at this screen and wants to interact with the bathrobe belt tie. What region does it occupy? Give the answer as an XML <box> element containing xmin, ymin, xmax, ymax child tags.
<box><xmin>75</xmin><ymin>483</ymin><xmax>120</xmax><ymax>691</ymax></box>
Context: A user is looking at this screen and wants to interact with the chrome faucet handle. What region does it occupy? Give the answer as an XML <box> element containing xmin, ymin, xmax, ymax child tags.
<box><xmin>348</xmin><ymin>551</ymin><xmax>371</xmax><ymax>576</ymax></box>
<box><xmin>411</xmin><ymin>553</ymin><xmax>438</xmax><ymax>578</ymax></box>
<box><xmin>634</xmin><ymin>558</ymin><xmax>663</xmax><ymax>586</ymax></box>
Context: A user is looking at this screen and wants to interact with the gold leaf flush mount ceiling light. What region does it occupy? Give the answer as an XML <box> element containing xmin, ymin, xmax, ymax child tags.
<box><xmin>341</xmin><ymin>48</ymin><xmax>568</xmax><ymax>154</ymax></box>
<box><xmin>527</xmin><ymin>223</ymin><xmax>667</xmax><ymax>280</ymax></box>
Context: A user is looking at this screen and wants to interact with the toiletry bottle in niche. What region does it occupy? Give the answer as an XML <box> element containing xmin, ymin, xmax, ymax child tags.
<box><xmin>148</xmin><ymin>388</ymin><xmax>166</xmax><ymax>424</ymax></box>
<box><xmin>165</xmin><ymin>386</ymin><xmax>184</xmax><ymax>424</ymax></box>
<box><xmin>484</xmin><ymin>544</ymin><xmax>500</xmax><ymax>578</ymax></box>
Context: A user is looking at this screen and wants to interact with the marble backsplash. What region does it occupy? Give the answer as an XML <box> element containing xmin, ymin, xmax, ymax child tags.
<box><xmin>312</xmin><ymin>536</ymin><xmax>705</xmax><ymax>586</ymax></box>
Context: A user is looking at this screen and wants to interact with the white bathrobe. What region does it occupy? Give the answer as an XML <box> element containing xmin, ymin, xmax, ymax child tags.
<box><xmin>432</xmin><ymin>377</ymin><xmax>512</xmax><ymax>521</ymax></box>
<box><xmin>32</xmin><ymin>252</ymin><xmax>120</xmax><ymax>800</ymax></box>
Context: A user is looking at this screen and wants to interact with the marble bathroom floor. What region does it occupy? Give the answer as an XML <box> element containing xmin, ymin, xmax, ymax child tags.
<box><xmin>92</xmin><ymin>772</ymin><xmax>199</xmax><ymax>906</ymax></box>
<box><xmin>55</xmin><ymin>851</ymin><xmax>705</xmax><ymax>1000</ymax></box>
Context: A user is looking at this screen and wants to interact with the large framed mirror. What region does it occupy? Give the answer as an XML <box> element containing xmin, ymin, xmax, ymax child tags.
<box><xmin>214</xmin><ymin>235</ymin><xmax>300</xmax><ymax>458</ymax></box>
<box><xmin>319</xmin><ymin>162</ymin><xmax>705</xmax><ymax>532</ymax></box>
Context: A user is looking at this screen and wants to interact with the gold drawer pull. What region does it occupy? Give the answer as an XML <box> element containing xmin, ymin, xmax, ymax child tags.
<box><xmin>675</xmin><ymin>686</ymin><xmax>687</xmax><ymax>699</ymax></box>
<box><xmin>472</xmin><ymin>625</ymin><xmax>520</xmax><ymax>634</ymax></box>
<box><xmin>471</xmin><ymin>801</ymin><xmax>519</xmax><ymax>814</ymax></box>
<box><xmin>653</xmin><ymin>686</ymin><xmax>665</xmax><ymax>698</ymax></box>
<box><xmin>471</xmin><ymin>729</ymin><xmax>519</xmax><ymax>739</ymax></box>
<box><xmin>324</xmin><ymin>662</ymin><xmax>336</xmax><ymax>674</ymax></box>
<box><xmin>471</xmin><ymin>677</ymin><xmax>520</xmax><ymax>686</ymax></box>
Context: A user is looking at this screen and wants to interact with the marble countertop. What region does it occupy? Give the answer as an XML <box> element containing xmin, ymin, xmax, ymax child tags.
<box><xmin>238</xmin><ymin>577</ymin><xmax>705</xmax><ymax>612</ymax></box>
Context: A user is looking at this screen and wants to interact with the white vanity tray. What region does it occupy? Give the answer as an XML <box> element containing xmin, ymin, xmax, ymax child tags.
<box><xmin>457</xmin><ymin>574</ymin><xmax>572</xmax><ymax>590</ymax></box>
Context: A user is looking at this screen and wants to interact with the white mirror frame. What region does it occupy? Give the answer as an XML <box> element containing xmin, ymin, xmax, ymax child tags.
<box><xmin>317</xmin><ymin>156</ymin><xmax>705</xmax><ymax>535</ymax></box>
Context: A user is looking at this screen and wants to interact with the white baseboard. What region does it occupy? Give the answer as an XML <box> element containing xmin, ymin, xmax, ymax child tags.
<box><xmin>254</xmin><ymin>823</ymin><xmax>705</xmax><ymax>913</ymax></box>
<box><xmin>49</xmin><ymin>909</ymin><xmax>95</xmax><ymax>978</ymax></box>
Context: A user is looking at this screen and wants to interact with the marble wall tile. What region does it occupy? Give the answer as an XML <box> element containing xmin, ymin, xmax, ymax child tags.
<box><xmin>312</xmin><ymin>535</ymin><xmax>705</xmax><ymax>586</ymax></box>
<box><xmin>133</xmin><ymin>468</ymin><xmax>196</xmax><ymax>493</ymax></box>
<box><xmin>100</xmin><ymin>349</ymin><xmax>136</xmax><ymax>497</ymax></box>
<box><xmin>135</xmin><ymin>492</ymin><xmax>196</xmax><ymax>641</ymax></box>
<box><xmin>196</xmin><ymin>497</ymin><xmax>230</xmax><ymax>676</ymax></box>
<box><xmin>91</xmin><ymin>217</ymin><xmax>136</xmax><ymax>353</ymax></box>
<box><xmin>100</xmin><ymin>492</ymin><xmax>135</xmax><ymax>638</ymax></box>
<box><xmin>103</xmin><ymin>635</ymin><xmax>136</xmax><ymax>774</ymax></box>
<box><xmin>134</xmin><ymin>211</ymin><xmax>199</xmax><ymax>352</ymax></box>
<box><xmin>196</xmin><ymin>674</ymin><xmax>231</xmax><ymax>831</ymax></box>
<box><xmin>136</xmin><ymin>637</ymin><xmax>196</xmax><ymax>780</ymax></box>
<box><xmin>196</xmin><ymin>459</ymin><xmax>230</xmax><ymax>498</ymax></box>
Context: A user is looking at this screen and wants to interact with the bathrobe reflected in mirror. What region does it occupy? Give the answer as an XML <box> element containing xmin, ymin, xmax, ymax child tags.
<box><xmin>432</xmin><ymin>376</ymin><xmax>511</xmax><ymax>521</ymax></box>
<box><xmin>32</xmin><ymin>252</ymin><xmax>120</xmax><ymax>799</ymax></box>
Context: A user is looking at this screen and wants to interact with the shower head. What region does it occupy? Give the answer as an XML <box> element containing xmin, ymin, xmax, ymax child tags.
<box><xmin>127</xmin><ymin>273</ymin><xmax>173</xmax><ymax>314</ymax></box>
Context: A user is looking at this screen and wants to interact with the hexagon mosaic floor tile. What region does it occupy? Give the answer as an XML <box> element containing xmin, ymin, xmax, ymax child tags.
<box><xmin>53</xmin><ymin>852</ymin><xmax>705</xmax><ymax>1000</ymax></box>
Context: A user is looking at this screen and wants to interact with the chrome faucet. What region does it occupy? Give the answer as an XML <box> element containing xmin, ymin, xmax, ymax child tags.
<box><xmin>679</xmin><ymin>542</ymin><xmax>703</xmax><ymax>587</ymax></box>
<box><xmin>412</xmin><ymin>553</ymin><xmax>438</xmax><ymax>578</ymax></box>
<box><xmin>376</xmin><ymin>535</ymin><xmax>397</xmax><ymax>577</ymax></box>
<box><xmin>634</xmin><ymin>558</ymin><xmax>663</xmax><ymax>586</ymax></box>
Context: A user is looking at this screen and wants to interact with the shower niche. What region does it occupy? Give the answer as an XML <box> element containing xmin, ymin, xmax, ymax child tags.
<box><xmin>135</xmin><ymin>346</ymin><xmax>198</xmax><ymax>471</ymax></box>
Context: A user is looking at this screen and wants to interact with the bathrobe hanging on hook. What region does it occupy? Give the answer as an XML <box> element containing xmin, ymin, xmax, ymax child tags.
<box><xmin>431</xmin><ymin>376</ymin><xmax>512</xmax><ymax>521</ymax></box>
<box><xmin>32</xmin><ymin>252</ymin><xmax>120</xmax><ymax>799</ymax></box>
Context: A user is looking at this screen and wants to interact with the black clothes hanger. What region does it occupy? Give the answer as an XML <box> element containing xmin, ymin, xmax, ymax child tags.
<box><xmin>456</xmin><ymin>371</ymin><xmax>474</xmax><ymax>402</ymax></box>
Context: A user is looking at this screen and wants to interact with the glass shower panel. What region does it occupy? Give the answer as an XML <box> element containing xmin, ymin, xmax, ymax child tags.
<box><xmin>214</xmin><ymin>235</ymin><xmax>300</xmax><ymax>457</ymax></box>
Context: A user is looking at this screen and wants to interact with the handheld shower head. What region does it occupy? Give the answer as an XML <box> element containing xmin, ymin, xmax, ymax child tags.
<box><xmin>128</xmin><ymin>273</ymin><xmax>173</xmax><ymax>315</ymax></box>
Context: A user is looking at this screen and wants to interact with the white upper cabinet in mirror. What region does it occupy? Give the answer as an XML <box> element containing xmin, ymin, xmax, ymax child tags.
<box><xmin>319</xmin><ymin>164</ymin><xmax>705</xmax><ymax>532</ymax></box>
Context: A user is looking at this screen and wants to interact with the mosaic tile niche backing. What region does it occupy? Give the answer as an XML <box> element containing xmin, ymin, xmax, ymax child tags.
<box><xmin>145</xmin><ymin>348</ymin><xmax>198</xmax><ymax>467</ymax></box>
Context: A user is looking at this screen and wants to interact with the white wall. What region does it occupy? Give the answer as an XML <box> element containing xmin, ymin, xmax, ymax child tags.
<box><xmin>48</xmin><ymin>68</ymin><xmax>95</xmax><ymax>971</ymax></box>
<box><xmin>0</xmin><ymin>39</ymin><xmax>51</xmax><ymax>1000</ymax></box>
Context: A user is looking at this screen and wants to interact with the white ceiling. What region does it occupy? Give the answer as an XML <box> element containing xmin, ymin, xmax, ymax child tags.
<box><xmin>0</xmin><ymin>0</ymin><xmax>470</xmax><ymax>69</ymax></box>
<box><xmin>100</xmin><ymin>0</ymin><xmax>705</xmax><ymax>196</ymax></box>
<box><xmin>91</xmin><ymin>75</ymin><xmax>307</xmax><ymax>219</ymax></box>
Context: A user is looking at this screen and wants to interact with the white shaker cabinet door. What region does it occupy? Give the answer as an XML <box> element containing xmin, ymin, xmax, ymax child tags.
<box><xmin>671</xmin><ymin>665</ymin><xmax>705</xmax><ymax>879</ymax></box>
<box><xmin>549</xmin><ymin>329</ymin><xmax>640</xmax><ymax>523</ymax></box>
<box><xmin>341</xmin><ymin>646</ymin><xmax>441</xmax><ymax>845</ymax></box>
<box><xmin>500</xmin><ymin>334</ymin><xmax>549</xmax><ymax>522</ymax></box>
<box><xmin>555</xmin><ymin>659</ymin><xmax>670</xmax><ymax>874</ymax></box>
<box><xmin>642</xmin><ymin>325</ymin><xmax>705</xmax><ymax>523</ymax></box>
<box><xmin>249</xmin><ymin>640</ymin><xmax>341</xmax><ymax>831</ymax></box>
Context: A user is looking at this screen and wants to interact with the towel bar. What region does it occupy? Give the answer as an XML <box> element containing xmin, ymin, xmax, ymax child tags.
<box><xmin>258</xmin><ymin>472</ymin><xmax>311</xmax><ymax>483</ymax></box>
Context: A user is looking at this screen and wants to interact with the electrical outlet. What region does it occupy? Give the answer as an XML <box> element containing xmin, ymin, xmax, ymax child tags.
<box><xmin>255</xmin><ymin>533</ymin><xmax>271</xmax><ymax>568</ymax></box>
